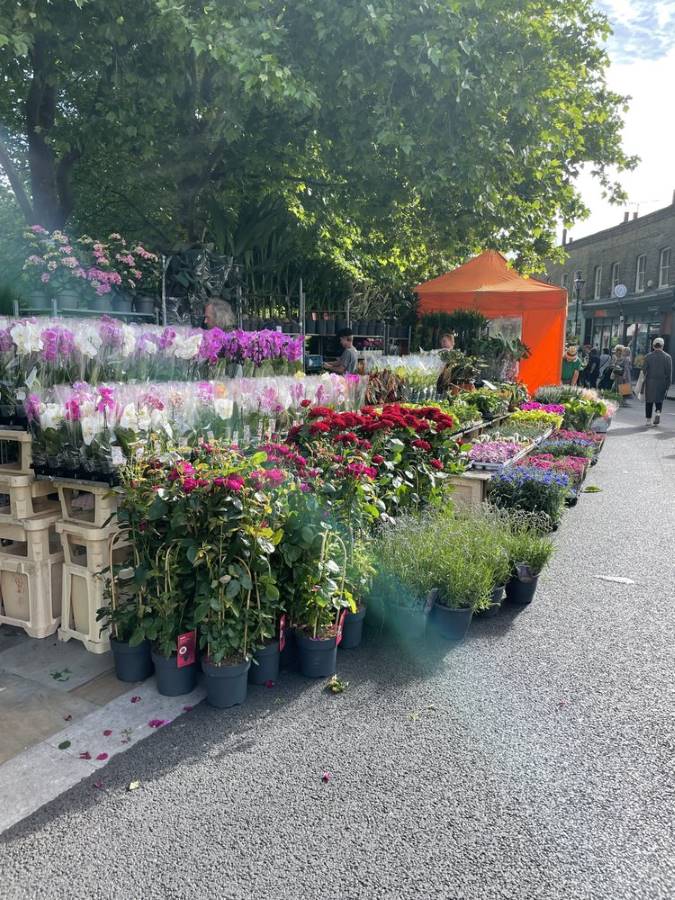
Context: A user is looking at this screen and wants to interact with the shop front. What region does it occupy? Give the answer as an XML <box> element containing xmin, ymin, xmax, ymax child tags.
<box><xmin>582</xmin><ymin>289</ymin><xmax>675</xmax><ymax>381</ymax></box>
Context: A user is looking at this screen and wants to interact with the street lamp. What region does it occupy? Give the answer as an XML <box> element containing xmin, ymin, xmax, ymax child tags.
<box><xmin>573</xmin><ymin>274</ymin><xmax>585</xmax><ymax>341</ymax></box>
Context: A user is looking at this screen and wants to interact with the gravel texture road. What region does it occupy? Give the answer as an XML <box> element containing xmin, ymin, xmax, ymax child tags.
<box><xmin>3</xmin><ymin>402</ymin><xmax>675</xmax><ymax>900</ymax></box>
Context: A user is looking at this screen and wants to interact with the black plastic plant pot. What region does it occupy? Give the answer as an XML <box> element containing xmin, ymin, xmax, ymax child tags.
<box><xmin>203</xmin><ymin>658</ymin><xmax>251</xmax><ymax>708</ymax></box>
<box><xmin>387</xmin><ymin>605</ymin><xmax>427</xmax><ymax>641</ymax></box>
<box><xmin>249</xmin><ymin>640</ymin><xmax>280</xmax><ymax>685</ymax></box>
<box><xmin>111</xmin><ymin>638</ymin><xmax>154</xmax><ymax>682</ymax></box>
<box><xmin>296</xmin><ymin>632</ymin><xmax>338</xmax><ymax>678</ymax></box>
<box><xmin>340</xmin><ymin>605</ymin><xmax>366</xmax><ymax>650</ymax></box>
<box><xmin>505</xmin><ymin>574</ymin><xmax>539</xmax><ymax>606</ymax></box>
<box><xmin>479</xmin><ymin>601</ymin><xmax>502</xmax><ymax>619</ymax></box>
<box><xmin>428</xmin><ymin>603</ymin><xmax>473</xmax><ymax>641</ymax></box>
<box><xmin>151</xmin><ymin>650</ymin><xmax>198</xmax><ymax>696</ymax></box>
<box><xmin>279</xmin><ymin>627</ymin><xmax>300</xmax><ymax>671</ymax></box>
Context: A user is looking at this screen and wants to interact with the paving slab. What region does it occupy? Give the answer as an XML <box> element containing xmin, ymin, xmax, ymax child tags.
<box><xmin>0</xmin><ymin>634</ymin><xmax>113</xmax><ymax>692</ymax></box>
<box><xmin>0</xmin><ymin>672</ymin><xmax>98</xmax><ymax>764</ymax></box>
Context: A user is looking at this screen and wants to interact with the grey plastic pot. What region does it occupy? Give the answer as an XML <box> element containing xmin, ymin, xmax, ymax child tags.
<box><xmin>151</xmin><ymin>650</ymin><xmax>198</xmax><ymax>696</ymax></box>
<box><xmin>387</xmin><ymin>605</ymin><xmax>427</xmax><ymax>641</ymax></box>
<box><xmin>505</xmin><ymin>574</ymin><xmax>539</xmax><ymax>605</ymax></box>
<box><xmin>112</xmin><ymin>291</ymin><xmax>132</xmax><ymax>313</ymax></box>
<box><xmin>249</xmin><ymin>640</ymin><xmax>280</xmax><ymax>685</ymax></box>
<box><xmin>111</xmin><ymin>638</ymin><xmax>153</xmax><ymax>682</ymax></box>
<box><xmin>340</xmin><ymin>605</ymin><xmax>366</xmax><ymax>650</ymax></box>
<box><xmin>279</xmin><ymin>626</ymin><xmax>299</xmax><ymax>671</ymax></box>
<box><xmin>427</xmin><ymin>602</ymin><xmax>473</xmax><ymax>641</ymax></box>
<box><xmin>134</xmin><ymin>295</ymin><xmax>156</xmax><ymax>316</ymax></box>
<box><xmin>296</xmin><ymin>631</ymin><xmax>337</xmax><ymax>678</ymax></box>
<box><xmin>89</xmin><ymin>295</ymin><xmax>111</xmax><ymax>312</ymax></box>
<box><xmin>203</xmin><ymin>658</ymin><xmax>250</xmax><ymax>708</ymax></box>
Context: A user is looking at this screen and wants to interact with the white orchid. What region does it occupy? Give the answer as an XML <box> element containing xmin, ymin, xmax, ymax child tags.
<box><xmin>120</xmin><ymin>324</ymin><xmax>136</xmax><ymax>357</ymax></box>
<box><xmin>80</xmin><ymin>413</ymin><xmax>105</xmax><ymax>446</ymax></box>
<box><xmin>74</xmin><ymin>325</ymin><xmax>102</xmax><ymax>358</ymax></box>
<box><xmin>119</xmin><ymin>403</ymin><xmax>139</xmax><ymax>431</ymax></box>
<box><xmin>173</xmin><ymin>333</ymin><xmax>202</xmax><ymax>360</ymax></box>
<box><xmin>40</xmin><ymin>403</ymin><xmax>64</xmax><ymax>430</ymax></box>
<box><xmin>10</xmin><ymin>322</ymin><xmax>43</xmax><ymax>355</ymax></box>
<box><xmin>214</xmin><ymin>397</ymin><xmax>234</xmax><ymax>420</ymax></box>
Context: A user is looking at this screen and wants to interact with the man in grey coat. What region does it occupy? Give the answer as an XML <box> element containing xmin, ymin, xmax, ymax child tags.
<box><xmin>642</xmin><ymin>338</ymin><xmax>672</xmax><ymax>426</ymax></box>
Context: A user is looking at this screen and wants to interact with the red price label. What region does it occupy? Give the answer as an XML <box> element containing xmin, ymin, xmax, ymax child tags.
<box><xmin>176</xmin><ymin>630</ymin><xmax>196</xmax><ymax>668</ymax></box>
<box><xmin>279</xmin><ymin>614</ymin><xmax>287</xmax><ymax>652</ymax></box>
<box><xmin>336</xmin><ymin>610</ymin><xmax>347</xmax><ymax>646</ymax></box>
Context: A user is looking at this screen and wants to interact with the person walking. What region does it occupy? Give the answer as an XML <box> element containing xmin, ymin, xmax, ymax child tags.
<box><xmin>612</xmin><ymin>345</ymin><xmax>632</xmax><ymax>404</ymax></box>
<box><xmin>561</xmin><ymin>345</ymin><xmax>583</xmax><ymax>385</ymax></box>
<box><xmin>597</xmin><ymin>346</ymin><xmax>612</xmax><ymax>390</ymax></box>
<box><xmin>582</xmin><ymin>347</ymin><xmax>601</xmax><ymax>388</ymax></box>
<box><xmin>642</xmin><ymin>337</ymin><xmax>672</xmax><ymax>426</ymax></box>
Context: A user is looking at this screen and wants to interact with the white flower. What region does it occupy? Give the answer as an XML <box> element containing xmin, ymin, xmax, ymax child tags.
<box><xmin>120</xmin><ymin>325</ymin><xmax>136</xmax><ymax>357</ymax></box>
<box><xmin>214</xmin><ymin>398</ymin><xmax>233</xmax><ymax>419</ymax></box>
<box><xmin>74</xmin><ymin>326</ymin><xmax>102</xmax><ymax>359</ymax></box>
<box><xmin>10</xmin><ymin>322</ymin><xmax>43</xmax><ymax>355</ymax></box>
<box><xmin>40</xmin><ymin>403</ymin><xmax>64</xmax><ymax>430</ymax></box>
<box><xmin>119</xmin><ymin>403</ymin><xmax>138</xmax><ymax>431</ymax></box>
<box><xmin>80</xmin><ymin>414</ymin><xmax>105</xmax><ymax>446</ymax></box>
<box><xmin>173</xmin><ymin>333</ymin><xmax>202</xmax><ymax>360</ymax></box>
<box><xmin>136</xmin><ymin>408</ymin><xmax>151</xmax><ymax>432</ymax></box>
<box><xmin>150</xmin><ymin>408</ymin><xmax>166</xmax><ymax>430</ymax></box>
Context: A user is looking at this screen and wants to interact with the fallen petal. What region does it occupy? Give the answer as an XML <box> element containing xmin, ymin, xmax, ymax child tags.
<box><xmin>102</xmin><ymin>729</ymin><xmax>112</xmax><ymax>736</ymax></box>
<box><xmin>182</xmin><ymin>705</ymin><xmax>193</xmax><ymax>712</ymax></box>
<box><xmin>321</xmin><ymin>771</ymin><xmax>332</xmax><ymax>783</ymax></box>
<box><xmin>148</xmin><ymin>718</ymin><xmax>168</xmax><ymax>728</ymax></box>
<box><xmin>93</xmin><ymin>781</ymin><xmax>104</xmax><ymax>790</ymax></box>
<box><xmin>96</xmin><ymin>753</ymin><xmax>109</xmax><ymax>761</ymax></box>
<box><xmin>130</xmin><ymin>696</ymin><xmax>141</xmax><ymax>703</ymax></box>
<box><xmin>79</xmin><ymin>751</ymin><xmax>92</xmax><ymax>760</ymax></box>
<box><xmin>127</xmin><ymin>780</ymin><xmax>141</xmax><ymax>791</ymax></box>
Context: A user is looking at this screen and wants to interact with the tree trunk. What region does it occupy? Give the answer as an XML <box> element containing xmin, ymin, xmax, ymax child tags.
<box><xmin>26</xmin><ymin>35</ymin><xmax>79</xmax><ymax>229</ymax></box>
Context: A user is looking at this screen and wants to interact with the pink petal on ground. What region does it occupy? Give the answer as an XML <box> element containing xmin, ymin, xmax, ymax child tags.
<box><xmin>130</xmin><ymin>696</ymin><xmax>141</xmax><ymax>703</ymax></box>
<box><xmin>102</xmin><ymin>729</ymin><xmax>112</xmax><ymax>736</ymax></box>
<box><xmin>148</xmin><ymin>718</ymin><xmax>168</xmax><ymax>728</ymax></box>
<box><xmin>79</xmin><ymin>751</ymin><xmax>91</xmax><ymax>760</ymax></box>
<box><xmin>96</xmin><ymin>753</ymin><xmax>109</xmax><ymax>761</ymax></box>
<box><xmin>321</xmin><ymin>771</ymin><xmax>332</xmax><ymax>783</ymax></box>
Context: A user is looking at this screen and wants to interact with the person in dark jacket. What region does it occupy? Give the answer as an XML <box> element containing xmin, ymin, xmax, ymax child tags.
<box><xmin>582</xmin><ymin>347</ymin><xmax>601</xmax><ymax>388</ymax></box>
<box><xmin>642</xmin><ymin>338</ymin><xmax>673</xmax><ymax>426</ymax></box>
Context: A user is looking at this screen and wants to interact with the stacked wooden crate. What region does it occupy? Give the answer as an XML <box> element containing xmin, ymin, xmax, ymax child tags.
<box><xmin>0</xmin><ymin>429</ymin><xmax>64</xmax><ymax>638</ymax></box>
<box><xmin>55</xmin><ymin>480</ymin><xmax>126</xmax><ymax>654</ymax></box>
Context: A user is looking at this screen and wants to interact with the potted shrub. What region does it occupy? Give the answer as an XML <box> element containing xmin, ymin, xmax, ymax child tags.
<box><xmin>487</xmin><ymin>465</ymin><xmax>569</xmax><ymax>530</ymax></box>
<box><xmin>426</xmin><ymin>544</ymin><xmax>493</xmax><ymax>640</ymax></box>
<box><xmin>144</xmin><ymin>545</ymin><xmax>199</xmax><ymax>696</ymax></box>
<box><xmin>96</xmin><ymin>561</ymin><xmax>154</xmax><ymax>683</ymax></box>
<box><xmin>293</xmin><ymin>528</ymin><xmax>352</xmax><ymax>678</ymax></box>
<box><xmin>340</xmin><ymin>541</ymin><xmax>374</xmax><ymax>650</ymax></box>
<box><xmin>374</xmin><ymin>517</ymin><xmax>430</xmax><ymax>641</ymax></box>
<box><xmin>504</xmin><ymin>519</ymin><xmax>555</xmax><ymax>606</ymax></box>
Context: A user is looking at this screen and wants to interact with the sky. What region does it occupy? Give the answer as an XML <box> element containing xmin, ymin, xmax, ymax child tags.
<box><xmin>567</xmin><ymin>0</ymin><xmax>675</xmax><ymax>240</ymax></box>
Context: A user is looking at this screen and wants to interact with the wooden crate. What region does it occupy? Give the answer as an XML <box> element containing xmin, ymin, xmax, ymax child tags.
<box><xmin>447</xmin><ymin>471</ymin><xmax>492</xmax><ymax>508</ymax></box>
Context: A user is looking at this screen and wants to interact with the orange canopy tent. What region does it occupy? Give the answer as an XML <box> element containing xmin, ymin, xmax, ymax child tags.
<box><xmin>415</xmin><ymin>251</ymin><xmax>568</xmax><ymax>392</ymax></box>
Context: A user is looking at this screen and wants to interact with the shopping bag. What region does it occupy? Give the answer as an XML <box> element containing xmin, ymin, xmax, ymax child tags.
<box><xmin>619</xmin><ymin>382</ymin><xmax>632</xmax><ymax>397</ymax></box>
<box><xmin>634</xmin><ymin>371</ymin><xmax>645</xmax><ymax>399</ymax></box>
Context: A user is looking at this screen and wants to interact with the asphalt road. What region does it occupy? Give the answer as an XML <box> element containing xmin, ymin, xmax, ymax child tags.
<box><xmin>3</xmin><ymin>401</ymin><xmax>675</xmax><ymax>900</ymax></box>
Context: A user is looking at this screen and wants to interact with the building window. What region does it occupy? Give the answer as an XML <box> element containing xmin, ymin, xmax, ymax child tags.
<box><xmin>635</xmin><ymin>254</ymin><xmax>646</xmax><ymax>293</ymax></box>
<box><xmin>561</xmin><ymin>273</ymin><xmax>568</xmax><ymax>291</ymax></box>
<box><xmin>593</xmin><ymin>265</ymin><xmax>602</xmax><ymax>299</ymax></box>
<box><xmin>611</xmin><ymin>262</ymin><xmax>620</xmax><ymax>294</ymax></box>
<box><xmin>659</xmin><ymin>248</ymin><xmax>671</xmax><ymax>287</ymax></box>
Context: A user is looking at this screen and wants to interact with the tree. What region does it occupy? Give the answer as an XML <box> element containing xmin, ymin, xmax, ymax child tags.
<box><xmin>0</xmin><ymin>0</ymin><xmax>635</xmax><ymax>289</ymax></box>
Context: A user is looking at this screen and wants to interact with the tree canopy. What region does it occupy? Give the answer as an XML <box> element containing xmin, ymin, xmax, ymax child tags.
<box><xmin>0</xmin><ymin>0</ymin><xmax>635</xmax><ymax>305</ymax></box>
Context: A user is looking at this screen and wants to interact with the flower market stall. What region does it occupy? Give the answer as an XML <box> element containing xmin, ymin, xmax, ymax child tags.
<box><xmin>0</xmin><ymin>312</ymin><xmax>614</xmax><ymax>711</ymax></box>
<box><xmin>415</xmin><ymin>250</ymin><xmax>568</xmax><ymax>393</ymax></box>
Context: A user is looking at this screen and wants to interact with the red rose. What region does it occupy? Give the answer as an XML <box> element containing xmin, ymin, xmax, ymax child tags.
<box><xmin>372</xmin><ymin>454</ymin><xmax>385</xmax><ymax>464</ymax></box>
<box><xmin>430</xmin><ymin>459</ymin><xmax>443</xmax><ymax>470</ymax></box>
<box><xmin>300</xmin><ymin>399</ymin><xmax>312</xmax><ymax>407</ymax></box>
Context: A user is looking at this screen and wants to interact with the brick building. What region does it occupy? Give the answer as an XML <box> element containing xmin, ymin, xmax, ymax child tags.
<box><xmin>546</xmin><ymin>197</ymin><xmax>675</xmax><ymax>376</ymax></box>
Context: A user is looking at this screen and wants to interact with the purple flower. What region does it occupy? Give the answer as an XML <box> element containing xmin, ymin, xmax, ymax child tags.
<box><xmin>158</xmin><ymin>327</ymin><xmax>176</xmax><ymax>350</ymax></box>
<box><xmin>25</xmin><ymin>394</ymin><xmax>41</xmax><ymax>421</ymax></box>
<box><xmin>96</xmin><ymin>386</ymin><xmax>116</xmax><ymax>413</ymax></box>
<box><xmin>0</xmin><ymin>329</ymin><xmax>13</xmax><ymax>352</ymax></box>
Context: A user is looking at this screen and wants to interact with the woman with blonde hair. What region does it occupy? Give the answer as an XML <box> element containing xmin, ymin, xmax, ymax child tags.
<box><xmin>612</xmin><ymin>345</ymin><xmax>632</xmax><ymax>403</ymax></box>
